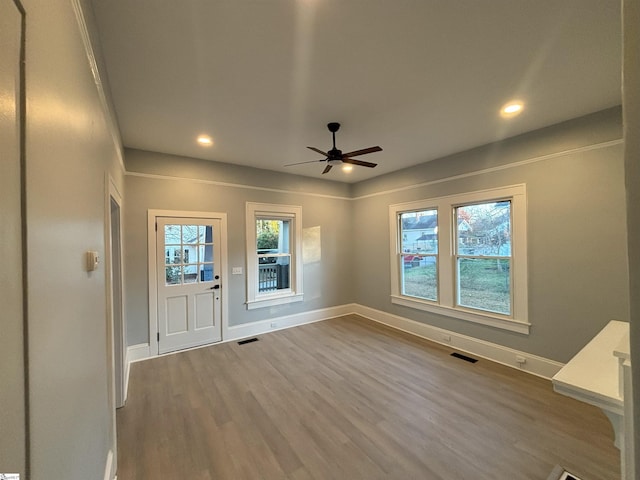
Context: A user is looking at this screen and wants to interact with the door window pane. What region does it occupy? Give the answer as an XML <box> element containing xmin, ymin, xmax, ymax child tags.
<box><xmin>165</xmin><ymin>225</ymin><xmax>181</xmax><ymax>245</ymax></box>
<box><xmin>200</xmin><ymin>263</ymin><xmax>214</xmax><ymax>282</ymax></box>
<box><xmin>182</xmin><ymin>225</ymin><xmax>200</xmax><ymax>244</ymax></box>
<box><xmin>164</xmin><ymin>223</ymin><xmax>215</xmax><ymax>286</ymax></box>
<box><xmin>165</xmin><ymin>266</ymin><xmax>181</xmax><ymax>285</ymax></box>
<box><xmin>183</xmin><ymin>264</ymin><xmax>198</xmax><ymax>283</ymax></box>
<box><xmin>199</xmin><ymin>244</ymin><xmax>214</xmax><ymax>263</ymax></box>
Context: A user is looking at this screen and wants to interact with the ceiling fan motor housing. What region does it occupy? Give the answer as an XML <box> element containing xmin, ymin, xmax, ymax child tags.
<box><xmin>327</xmin><ymin>122</ymin><xmax>341</xmax><ymax>133</ymax></box>
<box><xmin>327</xmin><ymin>149</ymin><xmax>343</xmax><ymax>161</ymax></box>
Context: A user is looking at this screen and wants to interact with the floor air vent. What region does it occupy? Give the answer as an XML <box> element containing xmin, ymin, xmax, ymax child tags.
<box><xmin>238</xmin><ymin>338</ymin><xmax>259</xmax><ymax>345</ymax></box>
<box><xmin>450</xmin><ymin>352</ymin><xmax>478</xmax><ymax>363</ymax></box>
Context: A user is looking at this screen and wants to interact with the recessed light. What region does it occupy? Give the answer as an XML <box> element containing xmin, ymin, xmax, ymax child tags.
<box><xmin>500</xmin><ymin>101</ymin><xmax>524</xmax><ymax>118</ymax></box>
<box><xmin>197</xmin><ymin>134</ymin><xmax>213</xmax><ymax>146</ymax></box>
<box><xmin>342</xmin><ymin>164</ymin><xmax>353</xmax><ymax>173</ymax></box>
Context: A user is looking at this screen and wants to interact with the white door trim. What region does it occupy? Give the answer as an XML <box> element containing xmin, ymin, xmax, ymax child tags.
<box><xmin>148</xmin><ymin>209</ymin><xmax>228</xmax><ymax>355</ymax></box>
<box><xmin>107</xmin><ymin>177</ymin><xmax>125</xmax><ymax>407</ymax></box>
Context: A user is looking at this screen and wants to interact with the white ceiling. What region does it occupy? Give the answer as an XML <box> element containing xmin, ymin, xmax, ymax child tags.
<box><xmin>91</xmin><ymin>0</ymin><xmax>622</xmax><ymax>183</ymax></box>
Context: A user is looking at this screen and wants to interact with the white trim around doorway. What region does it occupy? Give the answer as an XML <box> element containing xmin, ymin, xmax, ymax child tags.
<box><xmin>147</xmin><ymin>209</ymin><xmax>229</xmax><ymax>355</ymax></box>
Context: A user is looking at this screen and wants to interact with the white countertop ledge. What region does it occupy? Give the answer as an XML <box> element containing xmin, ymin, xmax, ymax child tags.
<box><xmin>552</xmin><ymin>320</ymin><xmax>628</xmax><ymax>415</ymax></box>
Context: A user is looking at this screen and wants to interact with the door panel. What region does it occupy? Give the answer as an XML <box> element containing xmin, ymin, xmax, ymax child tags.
<box><xmin>157</xmin><ymin>217</ymin><xmax>222</xmax><ymax>354</ymax></box>
<box><xmin>166</xmin><ymin>296</ymin><xmax>188</xmax><ymax>334</ymax></box>
<box><xmin>195</xmin><ymin>293</ymin><xmax>214</xmax><ymax>329</ymax></box>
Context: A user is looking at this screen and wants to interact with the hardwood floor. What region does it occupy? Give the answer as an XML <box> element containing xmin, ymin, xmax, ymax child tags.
<box><xmin>117</xmin><ymin>315</ymin><xmax>619</xmax><ymax>479</ymax></box>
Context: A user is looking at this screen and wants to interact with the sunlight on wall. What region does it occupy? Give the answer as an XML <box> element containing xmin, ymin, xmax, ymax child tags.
<box><xmin>303</xmin><ymin>226</ymin><xmax>321</xmax><ymax>264</ymax></box>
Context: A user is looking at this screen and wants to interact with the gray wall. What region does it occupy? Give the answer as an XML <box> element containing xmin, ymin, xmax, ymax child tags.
<box><xmin>124</xmin><ymin>149</ymin><xmax>354</xmax><ymax>344</ymax></box>
<box><xmin>351</xmin><ymin>108</ymin><xmax>629</xmax><ymax>363</ymax></box>
<box><xmin>622</xmin><ymin>0</ymin><xmax>640</xmax><ymax>469</ymax></box>
<box><xmin>124</xmin><ymin>108</ymin><xmax>629</xmax><ymax>366</ymax></box>
<box><xmin>19</xmin><ymin>0</ymin><xmax>125</xmax><ymax>478</ymax></box>
<box><xmin>0</xmin><ymin>0</ymin><xmax>26</xmax><ymax>476</ymax></box>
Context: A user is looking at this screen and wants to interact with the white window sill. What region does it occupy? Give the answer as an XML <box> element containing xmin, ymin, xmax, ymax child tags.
<box><xmin>246</xmin><ymin>292</ymin><xmax>304</xmax><ymax>310</ymax></box>
<box><xmin>390</xmin><ymin>295</ymin><xmax>530</xmax><ymax>334</ymax></box>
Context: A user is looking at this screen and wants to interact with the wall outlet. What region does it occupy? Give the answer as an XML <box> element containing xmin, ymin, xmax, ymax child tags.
<box><xmin>516</xmin><ymin>355</ymin><xmax>527</xmax><ymax>365</ymax></box>
<box><xmin>270</xmin><ymin>322</ymin><xmax>277</xmax><ymax>328</ymax></box>
<box><xmin>441</xmin><ymin>334</ymin><xmax>452</xmax><ymax>343</ymax></box>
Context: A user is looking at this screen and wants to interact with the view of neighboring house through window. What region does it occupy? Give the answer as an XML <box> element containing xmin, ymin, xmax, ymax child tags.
<box><xmin>455</xmin><ymin>201</ymin><xmax>512</xmax><ymax>315</ymax></box>
<box><xmin>164</xmin><ymin>224</ymin><xmax>214</xmax><ymax>285</ymax></box>
<box><xmin>399</xmin><ymin>209</ymin><xmax>438</xmax><ymax>301</ymax></box>
<box><xmin>389</xmin><ymin>185</ymin><xmax>528</xmax><ymax>334</ymax></box>
<box><xmin>245</xmin><ymin>202</ymin><xmax>303</xmax><ymax>310</ymax></box>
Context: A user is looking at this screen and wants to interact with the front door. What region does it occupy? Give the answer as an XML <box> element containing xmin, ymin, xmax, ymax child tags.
<box><xmin>156</xmin><ymin>217</ymin><xmax>222</xmax><ymax>354</ymax></box>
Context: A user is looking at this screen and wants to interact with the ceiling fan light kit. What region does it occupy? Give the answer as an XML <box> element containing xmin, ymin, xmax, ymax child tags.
<box><xmin>284</xmin><ymin>122</ymin><xmax>382</xmax><ymax>174</ymax></box>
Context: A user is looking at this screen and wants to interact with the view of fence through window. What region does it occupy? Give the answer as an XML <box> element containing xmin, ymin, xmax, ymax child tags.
<box><xmin>256</xmin><ymin>218</ymin><xmax>290</xmax><ymax>292</ymax></box>
<box><xmin>398</xmin><ymin>201</ymin><xmax>513</xmax><ymax>316</ymax></box>
<box><xmin>164</xmin><ymin>224</ymin><xmax>214</xmax><ymax>286</ymax></box>
<box><xmin>456</xmin><ymin>200</ymin><xmax>512</xmax><ymax>315</ymax></box>
<box><xmin>400</xmin><ymin>209</ymin><xmax>438</xmax><ymax>301</ymax></box>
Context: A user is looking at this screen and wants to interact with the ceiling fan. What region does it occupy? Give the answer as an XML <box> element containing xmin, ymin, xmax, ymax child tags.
<box><xmin>285</xmin><ymin>122</ymin><xmax>382</xmax><ymax>174</ymax></box>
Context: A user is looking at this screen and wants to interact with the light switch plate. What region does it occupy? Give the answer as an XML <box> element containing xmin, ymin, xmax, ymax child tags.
<box><xmin>232</xmin><ymin>267</ymin><xmax>243</xmax><ymax>275</ymax></box>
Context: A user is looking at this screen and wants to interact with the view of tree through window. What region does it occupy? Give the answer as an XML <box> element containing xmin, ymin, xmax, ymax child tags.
<box><xmin>256</xmin><ymin>219</ymin><xmax>280</xmax><ymax>250</ymax></box>
<box><xmin>390</xmin><ymin>186</ymin><xmax>526</xmax><ymax>330</ymax></box>
<box><xmin>455</xmin><ymin>201</ymin><xmax>512</xmax><ymax>315</ymax></box>
<box><xmin>256</xmin><ymin>218</ymin><xmax>290</xmax><ymax>292</ymax></box>
<box><xmin>164</xmin><ymin>224</ymin><xmax>214</xmax><ymax>286</ymax></box>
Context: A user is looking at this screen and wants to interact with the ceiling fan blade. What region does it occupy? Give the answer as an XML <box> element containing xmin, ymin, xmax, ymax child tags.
<box><xmin>342</xmin><ymin>158</ymin><xmax>377</xmax><ymax>168</ymax></box>
<box><xmin>342</xmin><ymin>146</ymin><xmax>382</xmax><ymax>157</ymax></box>
<box><xmin>307</xmin><ymin>146</ymin><xmax>328</xmax><ymax>156</ymax></box>
<box><xmin>322</xmin><ymin>164</ymin><xmax>333</xmax><ymax>174</ymax></box>
<box><xmin>284</xmin><ymin>159</ymin><xmax>325</xmax><ymax>167</ymax></box>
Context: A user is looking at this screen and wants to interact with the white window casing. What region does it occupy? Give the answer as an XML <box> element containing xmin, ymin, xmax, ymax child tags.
<box><xmin>246</xmin><ymin>202</ymin><xmax>304</xmax><ymax>310</ymax></box>
<box><xmin>389</xmin><ymin>184</ymin><xmax>530</xmax><ymax>334</ymax></box>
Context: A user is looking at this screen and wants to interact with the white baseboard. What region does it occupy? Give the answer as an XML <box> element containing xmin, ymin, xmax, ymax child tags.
<box><xmin>127</xmin><ymin>343</ymin><xmax>151</xmax><ymax>363</ymax></box>
<box><xmin>123</xmin><ymin>348</ymin><xmax>130</xmax><ymax>403</ymax></box>
<box><xmin>125</xmin><ymin>304</ymin><xmax>354</xmax><ymax>365</ymax></box>
<box><xmin>124</xmin><ymin>304</ymin><xmax>562</xmax><ymax>384</ymax></box>
<box><xmin>104</xmin><ymin>449</ymin><xmax>115</xmax><ymax>480</ymax></box>
<box><xmin>124</xmin><ymin>343</ymin><xmax>151</xmax><ymax>404</ymax></box>
<box><xmin>225</xmin><ymin>304</ymin><xmax>355</xmax><ymax>341</ymax></box>
<box><xmin>350</xmin><ymin>304</ymin><xmax>564</xmax><ymax>380</ymax></box>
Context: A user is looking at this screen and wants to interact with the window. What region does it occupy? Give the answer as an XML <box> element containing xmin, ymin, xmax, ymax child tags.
<box><xmin>389</xmin><ymin>185</ymin><xmax>529</xmax><ymax>334</ymax></box>
<box><xmin>246</xmin><ymin>203</ymin><xmax>303</xmax><ymax>309</ymax></box>
<box><xmin>163</xmin><ymin>224</ymin><xmax>214</xmax><ymax>285</ymax></box>
<box><xmin>455</xmin><ymin>201</ymin><xmax>511</xmax><ymax>315</ymax></box>
<box><xmin>399</xmin><ymin>209</ymin><xmax>438</xmax><ymax>301</ymax></box>
<box><xmin>256</xmin><ymin>218</ymin><xmax>291</xmax><ymax>292</ymax></box>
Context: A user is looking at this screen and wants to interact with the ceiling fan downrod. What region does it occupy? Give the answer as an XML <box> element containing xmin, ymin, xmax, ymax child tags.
<box><xmin>327</xmin><ymin>122</ymin><xmax>341</xmax><ymax>159</ymax></box>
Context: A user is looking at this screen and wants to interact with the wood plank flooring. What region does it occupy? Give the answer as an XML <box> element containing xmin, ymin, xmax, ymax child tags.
<box><xmin>117</xmin><ymin>315</ymin><xmax>619</xmax><ymax>479</ymax></box>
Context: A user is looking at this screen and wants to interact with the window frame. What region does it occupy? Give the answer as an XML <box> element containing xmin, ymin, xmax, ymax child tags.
<box><xmin>246</xmin><ymin>202</ymin><xmax>304</xmax><ymax>310</ymax></box>
<box><xmin>398</xmin><ymin>208</ymin><xmax>440</xmax><ymax>303</ymax></box>
<box><xmin>389</xmin><ymin>184</ymin><xmax>529</xmax><ymax>334</ymax></box>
